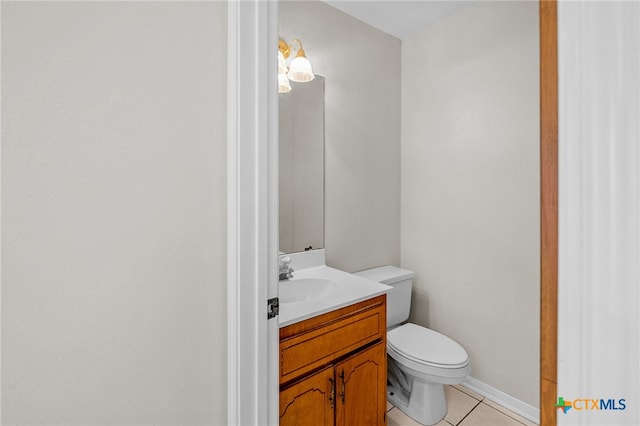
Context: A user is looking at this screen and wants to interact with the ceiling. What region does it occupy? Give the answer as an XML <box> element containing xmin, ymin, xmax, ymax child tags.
<box><xmin>323</xmin><ymin>1</ymin><xmax>475</xmax><ymax>39</ymax></box>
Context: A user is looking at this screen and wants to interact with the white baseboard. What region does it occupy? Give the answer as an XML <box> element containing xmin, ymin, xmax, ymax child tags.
<box><xmin>462</xmin><ymin>376</ymin><xmax>540</xmax><ymax>424</ymax></box>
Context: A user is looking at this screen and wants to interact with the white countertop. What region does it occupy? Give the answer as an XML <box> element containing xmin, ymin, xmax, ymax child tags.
<box><xmin>278</xmin><ymin>265</ymin><xmax>391</xmax><ymax>327</ymax></box>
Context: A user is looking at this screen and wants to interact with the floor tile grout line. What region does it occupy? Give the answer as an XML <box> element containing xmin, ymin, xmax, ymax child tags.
<box><xmin>387</xmin><ymin>390</ymin><xmax>537</xmax><ymax>426</ymax></box>
<box><xmin>453</xmin><ymin>385</ymin><xmax>484</xmax><ymax>402</ymax></box>
<box><xmin>453</xmin><ymin>386</ymin><xmax>537</xmax><ymax>425</ymax></box>
<box><xmin>453</xmin><ymin>399</ymin><xmax>482</xmax><ymax>426</ymax></box>
<box><xmin>481</xmin><ymin>401</ymin><xmax>536</xmax><ymax>426</ymax></box>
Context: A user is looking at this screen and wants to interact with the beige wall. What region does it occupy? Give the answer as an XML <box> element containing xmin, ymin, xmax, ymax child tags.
<box><xmin>280</xmin><ymin>1</ymin><xmax>401</xmax><ymax>272</ymax></box>
<box><xmin>401</xmin><ymin>1</ymin><xmax>540</xmax><ymax>406</ymax></box>
<box><xmin>2</xmin><ymin>2</ymin><xmax>227</xmax><ymax>424</ymax></box>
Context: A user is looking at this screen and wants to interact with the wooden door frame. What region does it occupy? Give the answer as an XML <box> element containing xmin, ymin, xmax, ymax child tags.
<box><xmin>539</xmin><ymin>1</ymin><xmax>558</xmax><ymax>425</ymax></box>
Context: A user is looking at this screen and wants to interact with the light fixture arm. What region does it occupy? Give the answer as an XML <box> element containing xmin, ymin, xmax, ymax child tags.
<box><xmin>279</xmin><ymin>38</ymin><xmax>309</xmax><ymax>60</ymax></box>
<box><xmin>290</xmin><ymin>39</ymin><xmax>307</xmax><ymax>58</ymax></box>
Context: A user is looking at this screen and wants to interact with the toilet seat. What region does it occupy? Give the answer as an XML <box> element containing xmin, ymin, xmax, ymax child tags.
<box><xmin>388</xmin><ymin>323</ymin><xmax>470</xmax><ymax>369</ymax></box>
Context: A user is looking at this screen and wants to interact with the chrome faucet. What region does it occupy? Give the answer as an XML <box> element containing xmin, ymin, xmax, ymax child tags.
<box><xmin>279</xmin><ymin>255</ymin><xmax>294</xmax><ymax>280</ymax></box>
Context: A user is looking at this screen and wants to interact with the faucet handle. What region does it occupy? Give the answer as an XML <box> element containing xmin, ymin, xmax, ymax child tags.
<box><xmin>278</xmin><ymin>255</ymin><xmax>294</xmax><ymax>280</ymax></box>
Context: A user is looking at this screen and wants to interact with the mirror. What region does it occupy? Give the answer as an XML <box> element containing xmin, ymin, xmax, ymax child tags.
<box><xmin>279</xmin><ymin>76</ymin><xmax>325</xmax><ymax>254</ymax></box>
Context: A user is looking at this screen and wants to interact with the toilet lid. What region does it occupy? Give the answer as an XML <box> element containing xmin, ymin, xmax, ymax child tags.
<box><xmin>388</xmin><ymin>323</ymin><xmax>469</xmax><ymax>367</ymax></box>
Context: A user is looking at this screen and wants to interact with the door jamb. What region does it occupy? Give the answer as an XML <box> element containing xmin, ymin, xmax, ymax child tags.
<box><xmin>227</xmin><ymin>1</ymin><xmax>279</xmax><ymax>424</ymax></box>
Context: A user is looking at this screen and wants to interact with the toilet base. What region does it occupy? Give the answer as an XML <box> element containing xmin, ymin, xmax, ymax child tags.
<box><xmin>387</xmin><ymin>380</ymin><xmax>447</xmax><ymax>426</ymax></box>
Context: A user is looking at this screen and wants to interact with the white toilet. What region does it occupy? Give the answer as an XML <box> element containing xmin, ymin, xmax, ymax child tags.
<box><xmin>355</xmin><ymin>266</ymin><xmax>471</xmax><ymax>426</ymax></box>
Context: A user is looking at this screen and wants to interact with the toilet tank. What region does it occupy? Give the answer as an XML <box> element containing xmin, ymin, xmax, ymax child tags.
<box><xmin>355</xmin><ymin>266</ymin><xmax>414</xmax><ymax>328</ymax></box>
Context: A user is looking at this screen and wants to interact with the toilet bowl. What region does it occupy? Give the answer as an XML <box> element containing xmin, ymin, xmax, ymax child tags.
<box><xmin>387</xmin><ymin>323</ymin><xmax>471</xmax><ymax>425</ymax></box>
<box><xmin>355</xmin><ymin>266</ymin><xmax>470</xmax><ymax>426</ymax></box>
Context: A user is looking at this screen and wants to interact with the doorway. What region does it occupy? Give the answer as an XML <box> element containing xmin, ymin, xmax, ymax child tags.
<box><xmin>227</xmin><ymin>1</ymin><xmax>559</xmax><ymax>424</ymax></box>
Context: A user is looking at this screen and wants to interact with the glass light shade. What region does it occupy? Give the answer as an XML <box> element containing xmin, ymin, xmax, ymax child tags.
<box><xmin>278</xmin><ymin>73</ymin><xmax>291</xmax><ymax>93</ymax></box>
<box><xmin>278</xmin><ymin>51</ymin><xmax>288</xmax><ymax>74</ymax></box>
<box><xmin>287</xmin><ymin>56</ymin><xmax>314</xmax><ymax>83</ymax></box>
<box><xmin>278</xmin><ymin>51</ymin><xmax>291</xmax><ymax>93</ymax></box>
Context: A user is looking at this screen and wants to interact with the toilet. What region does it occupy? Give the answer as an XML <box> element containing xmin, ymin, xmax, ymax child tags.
<box><xmin>355</xmin><ymin>266</ymin><xmax>470</xmax><ymax>426</ymax></box>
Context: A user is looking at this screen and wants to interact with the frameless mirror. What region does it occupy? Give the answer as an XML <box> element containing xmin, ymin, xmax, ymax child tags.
<box><xmin>279</xmin><ymin>76</ymin><xmax>325</xmax><ymax>254</ymax></box>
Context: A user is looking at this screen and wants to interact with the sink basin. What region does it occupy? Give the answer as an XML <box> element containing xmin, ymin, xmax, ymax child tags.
<box><xmin>279</xmin><ymin>278</ymin><xmax>338</xmax><ymax>304</ymax></box>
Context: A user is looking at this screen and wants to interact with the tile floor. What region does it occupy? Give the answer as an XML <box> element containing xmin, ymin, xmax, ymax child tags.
<box><xmin>386</xmin><ymin>385</ymin><xmax>538</xmax><ymax>426</ymax></box>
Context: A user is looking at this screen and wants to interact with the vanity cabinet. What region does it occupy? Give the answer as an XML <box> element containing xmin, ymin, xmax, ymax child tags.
<box><xmin>279</xmin><ymin>295</ymin><xmax>387</xmax><ymax>426</ymax></box>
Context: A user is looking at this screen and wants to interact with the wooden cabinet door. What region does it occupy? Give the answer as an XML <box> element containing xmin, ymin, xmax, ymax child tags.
<box><xmin>335</xmin><ymin>342</ymin><xmax>387</xmax><ymax>426</ymax></box>
<box><xmin>280</xmin><ymin>366</ymin><xmax>335</xmax><ymax>426</ymax></box>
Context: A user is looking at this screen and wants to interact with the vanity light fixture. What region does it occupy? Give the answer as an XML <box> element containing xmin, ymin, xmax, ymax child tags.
<box><xmin>278</xmin><ymin>38</ymin><xmax>315</xmax><ymax>93</ymax></box>
<box><xmin>286</xmin><ymin>39</ymin><xmax>314</xmax><ymax>83</ymax></box>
